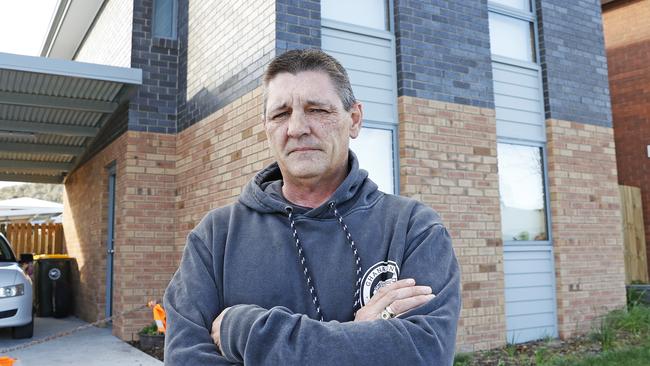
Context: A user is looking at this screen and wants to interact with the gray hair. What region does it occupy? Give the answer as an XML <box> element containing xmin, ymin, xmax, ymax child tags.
<box><xmin>263</xmin><ymin>49</ymin><xmax>356</xmax><ymax>115</ymax></box>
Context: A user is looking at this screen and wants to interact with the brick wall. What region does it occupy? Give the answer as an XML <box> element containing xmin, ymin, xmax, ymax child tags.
<box><xmin>65</xmin><ymin>130</ymin><xmax>177</xmax><ymax>340</ymax></box>
<box><xmin>129</xmin><ymin>0</ymin><xmax>179</xmax><ymax>134</ymax></box>
<box><xmin>175</xmin><ymin>86</ymin><xmax>272</xmax><ymax>247</ymax></box>
<box><xmin>176</xmin><ymin>0</ymin><xmax>275</xmax><ymax>131</ymax></box>
<box><xmin>603</xmin><ymin>0</ymin><xmax>650</xmax><ymax>275</ymax></box>
<box><xmin>394</xmin><ymin>0</ymin><xmax>494</xmax><ymax>108</ymax></box>
<box><xmin>74</xmin><ymin>0</ymin><xmax>133</xmax><ymax>67</ymax></box>
<box><xmin>545</xmin><ymin>119</ymin><xmax>626</xmax><ymax>337</ymax></box>
<box><xmin>63</xmin><ymin>134</ymin><xmax>128</xmax><ymax>322</ymax></box>
<box><xmin>536</xmin><ymin>0</ymin><xmax>612</xmax><ymax>127</ymax></box>
<box><xmin>275</xmin><ymin>0</ymin><xmax>320</xmax><ymax>53</ymax></box>
<box><xmin>399</xmin><ymin>96</ymin><xmax>504</xmax><ymax>352</ymax></box>
<box><xmin>112</xmin><ymin>131</ymin><xmax>177</xmax><ymax>340</ymax></box>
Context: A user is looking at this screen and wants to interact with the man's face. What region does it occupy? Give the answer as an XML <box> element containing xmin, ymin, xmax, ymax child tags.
<box><xmin>263</xmin><ymin>70</ymin><xmax>362</xmax><ymax>184</ymax></box>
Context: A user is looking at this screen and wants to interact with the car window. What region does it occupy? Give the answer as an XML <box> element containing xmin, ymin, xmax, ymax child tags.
<box><xmin>0</xmin><ymin>237</ymin><xmax>16</xmax><ymax>262</ymax></box>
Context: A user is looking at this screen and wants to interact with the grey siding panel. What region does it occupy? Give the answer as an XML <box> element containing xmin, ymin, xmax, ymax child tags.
<box><xmin>346</xmin><ymin>70</ymin><xmax>393</xmax><ymax>90</ymax></box>
<box><xmin>496</xmin><ymin>121</ymin><xmax>545</xmax><ymax>142</ymax></box>
<box><xmin>361</xmin><ymin>102</ymin><xmax>393</xmax><ymax>124</ymax></box>
<box><xmin>504</xmin><ymin>246</ymin><xmax>558</xmax><ymax>343</ymax></box>
<box><xmin>325</xmin><ymin>50</ymin><xmax>394</xmax><ymax>77</ymax></box>
<box><xmin>493</xmin><ymin>62</ymin><xmax>545</xmax><ymax>142</ymax></box>
<box><xmin>322</xmin><ymin>26</ymin><xmax>396</xmax><ymax>124</ymax></box>
<box><xmin>494</xmin><ymin>81</ymin><xmax>539</xmax><ymax>100</ymax></box>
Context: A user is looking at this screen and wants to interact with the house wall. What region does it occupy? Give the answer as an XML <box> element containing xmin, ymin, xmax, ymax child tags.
<box><xmin>275</xmin><ymin>0</ymin><xmax>321</xmax><ymax>53</ymax></box>
<box><xmin>129</xmin><ymin>0</ymin><xmax>179</xmax><ymax>134</ymax></box>
<box><xmin>63</xmin><ymin>0</ymin><xmax>628</xmax><ymax>347</ymax></box>
<box><xmin>176</xmin><ymin>0</ymin><xmax>275</xmax><ymax>131</ymax></box>
<box><xmin>175</xmin><ymin>86</ymin><xmax>271</xmax><ymax>251</ymax></box>
<box><xmin>63</xmin><ymin>134</ymin><xmax>128</xmax><ymax>323</ymax></box>
<box><xmin>545</xmin><ymin>119</ymin><xmax>626</xmax><ymax>337</ymax></box>
<box><xmin>602</xmin><ymin>0</ymin><xmax>650</xmax><ymax>275</ymax></box>
<box><xmin>393</xmin><ymin>0</ymin><xmax>494</xmax><ymax>108</ymax></box>
<box><xmin>399</xmin><ymin>96</ymin><xmax>504</xmax><ymax>351</ymax></box>
<box><xmin>65</xmin><ymin>130</ymin><xmax>177</xmax><ymax>341</ymax></box>
<box><xmin>74</xmin><ymin>0</ymin><xmax>133</xmax><ymax>67</ymax></box>
<box><xmin>111</xmin><ymin>131</ymin><xmax>177</xmax><ymax>340</ymax></box>
<box><xmin>394</xmin><ymin>0</ymin><xmax>503</xmax><ymax>352</ymax></box>
<box><xmin>533</xmin><ymin>0</ymin><xmax>626</xmax><ymax>339</ymax></box>
<box><xmin>536</xmin><ymin>0</ymin><xmax>612</xmax><ymax>127</ymax></box>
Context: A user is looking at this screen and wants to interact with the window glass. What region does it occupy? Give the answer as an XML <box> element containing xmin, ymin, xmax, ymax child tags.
<box><xmin>497</xmin><ymin>143</ymin><xmax>548</xmax><ymax>242</ymax></box>
<box><xmin>0</xmin><ymin>237</ymin><xmax>15</xmax><ymax>262</ymax></box>
<box><xmin>488</xmin><ymin>12</ymin><xmax>535</xmax><ymax>62</ymax></box>
<box><xmin>321</xmin><ymin>0</ymin><xmax>389</xmax><ymax>31</ymax></box>
<box><xmin>489</xmin><ymin>0</ymin><xmax>531</xmax><ymax>12</ymax></box>
<box><xmin>349</xmin><ymin>127</ymin><xmax>395</xmax><ymax>194</ymax></box>
<box><xmin>153</xmin><ymin>0</ymin><xmax>176</xmax><ymax>39</ymax></box>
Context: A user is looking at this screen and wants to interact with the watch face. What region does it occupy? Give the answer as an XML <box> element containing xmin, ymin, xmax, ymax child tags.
<box><xmin>48</xmin><ymin>268</ymin><xmax>61</xmax><ymax>280</ymax></box>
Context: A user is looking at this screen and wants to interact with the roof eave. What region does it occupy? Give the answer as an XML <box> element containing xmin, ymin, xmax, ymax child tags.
<box><xmin>40</xmin><ymin>0</ymin><xmax>106</xmax><ymax>60</ymax></box>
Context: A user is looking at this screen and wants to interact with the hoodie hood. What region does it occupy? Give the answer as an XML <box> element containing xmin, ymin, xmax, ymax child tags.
<box><xmin>239</xmin><ymin>150</ymin><xmax>381</xmax><ymax>218</ymax></box>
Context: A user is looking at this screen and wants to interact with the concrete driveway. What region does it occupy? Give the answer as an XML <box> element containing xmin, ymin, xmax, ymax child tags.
<box><xmin>0</xmin><ymin>317</ymin><xmax>162</xmax><ymax>366</ymax></box>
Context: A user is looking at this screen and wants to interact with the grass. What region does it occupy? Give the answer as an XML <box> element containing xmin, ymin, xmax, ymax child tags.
<box><xmin>550</xmin><ymin>342</ymin><xmax>650</xmax><ymax>366</ymax></box>
<box><xmin>453</xmin><ymin>302</ymin><xmax>650</xmax><ymax>366</ymax></box>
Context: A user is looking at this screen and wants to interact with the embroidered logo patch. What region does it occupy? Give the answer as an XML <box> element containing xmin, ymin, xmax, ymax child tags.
<box><xmin>359</xmin><ymin>260</ymin><xmax>400</xmax><ymax>306</ymax></box>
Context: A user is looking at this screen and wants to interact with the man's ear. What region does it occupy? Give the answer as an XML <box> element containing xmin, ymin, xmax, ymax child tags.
<box><xmin>349</xmin><ymin>102</ymin><xmax>363</xmax><ymax>139</ymax></box>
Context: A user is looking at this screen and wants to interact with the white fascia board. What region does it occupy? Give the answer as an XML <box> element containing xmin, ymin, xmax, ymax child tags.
<box><xmin>0</xmin><ymin>52</ymin><xmax>142</xmax><ymax>85</ymax></box>
<box><xmin>42</xmin><ymin>0</ymin><xmax>105</xmax><ymax>60</ymax></box>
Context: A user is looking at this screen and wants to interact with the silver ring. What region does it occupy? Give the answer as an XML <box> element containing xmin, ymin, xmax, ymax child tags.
<box><xmin>380</xmin><ymin>305</ymin><xmax>396</xmax><ymax>320</ymax></box>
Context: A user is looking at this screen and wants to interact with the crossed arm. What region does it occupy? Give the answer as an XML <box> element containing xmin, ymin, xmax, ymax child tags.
<box><xmin>163</xmin><ymin>225</ymin><xmax>460</xmax><ymax>365</ymax></box>
<box><xmin>211</xmin><ymin>278</ymin><xmax>435</xmax><ymax>348</ymax></box>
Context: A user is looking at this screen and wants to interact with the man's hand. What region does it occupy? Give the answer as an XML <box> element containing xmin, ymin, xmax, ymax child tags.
<box><xmin>354</xmin><ymin>278</ymin><xmax>435</xmax><ymax>322</ymax></box>
<box><xmin>211</xmin><ymin>279</ymin><xmax>433</xmax><ymax>348</ymax></box>
<box><xmin>211</xmin><ymin>307</ymin><xmax>231</xmax><ymax>352</ymax></box>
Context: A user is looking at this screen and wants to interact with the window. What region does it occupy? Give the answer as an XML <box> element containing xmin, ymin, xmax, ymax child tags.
<box><xmin>497</xmin><ymin>143</ymin><xmax>548</xmax><ymax>242</ymax></box>
<box><xmin>488</xmin><ymin>12</ymin><xmax>536</xmax><ymax>63</ymax></box>
<box><xmin>153</xmin><ymin>0</ymin><xmax>177</xmax><ymax>39</ymax></box>
<box><xmin>321</xmin><ymin>0</ymin><xmax>389</xmax><ymax>30</ymax></box>
<box><xmin>349</xmin><ymin>126</ymin><xmax>396</xmax><ymax>194</ymax></box>
<box><xmin>490</xmin><ymin>0</ymin><xmax>531</xmax><ymax>12</ymax></box>
<box><xmin>0</xmin><ymin>237</ymin><xmax>16</xmax><ymax>262</ymax></box>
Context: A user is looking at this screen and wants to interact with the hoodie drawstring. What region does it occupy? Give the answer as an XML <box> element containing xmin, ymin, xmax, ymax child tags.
<box><xmin>285</xmin><ymin>202</ymin><xmax>363</xmax><ymax>322</ymax></box>
<box><xmin>328</xmin><ymin>201</ymin><xmax>363</xmax><ymax>314</ymax></box>
<box><xmin>286</xmin><ymin>206</ymin><xmax>325</xmax><ymax>321</ymax></box>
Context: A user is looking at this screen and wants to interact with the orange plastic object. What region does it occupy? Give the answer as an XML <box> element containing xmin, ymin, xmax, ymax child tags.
<box><xmin>152</xmin><ymin>304</ymin><xmax>166</xmax><ymax>333</ymax></box>
<box><xmin>0</xmin><ymin>356</ymin><xmax>16</xmax><ymax>366</ymax></box>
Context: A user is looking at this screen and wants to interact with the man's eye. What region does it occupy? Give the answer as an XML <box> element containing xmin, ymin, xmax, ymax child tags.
<box><xmin>272</xmin><ymin>111</ymin><xmax>289</xmax><ymax>119</ymax></box>
<box><xmin>308</xmin><ymin>109</ymin><xmax>328</xmax><ymax>113</ymax></box>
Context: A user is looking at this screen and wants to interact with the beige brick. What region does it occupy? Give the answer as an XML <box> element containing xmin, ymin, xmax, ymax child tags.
<box><xmin>546</xmin><ymin>119</ymin><xmax>626</xmax><ymax>339</ymax></box>
<box><xmin>398</xmin><ymin>96</ymin><xmax>504</xmax><ymax>352</ymax></box>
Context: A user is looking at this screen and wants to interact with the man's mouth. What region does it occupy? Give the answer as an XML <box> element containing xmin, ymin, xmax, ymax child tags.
<box><xmin>289</xmin><ymin>147</ymin><xmax>319</xmax><ymax>154</ymax></box>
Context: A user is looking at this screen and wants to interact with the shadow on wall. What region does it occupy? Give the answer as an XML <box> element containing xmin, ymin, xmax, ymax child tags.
<box><xmin>175</xmin><ymin>0</ymin><xmax>271</xmax><ymax>132</ymax></box>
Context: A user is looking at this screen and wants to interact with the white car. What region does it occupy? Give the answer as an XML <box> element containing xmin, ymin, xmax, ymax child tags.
<box><xmin>0</xmin><ymin>233</ymin><xmax>33</xmax><ymax>338</ymax></box>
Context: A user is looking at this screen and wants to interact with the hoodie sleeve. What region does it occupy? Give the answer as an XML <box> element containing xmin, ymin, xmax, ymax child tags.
<box><xmin>219</xmin><ymin>224</ymin><xmax>461</xmax><ymax>366</ymax></box>
<box><xmin>163</xmin><ymin>232</ymin><xmax>239</xmax><ymax>366</ymax></box>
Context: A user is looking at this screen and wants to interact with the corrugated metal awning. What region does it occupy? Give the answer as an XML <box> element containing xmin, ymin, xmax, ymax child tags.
<box><xmin>0</xmin><ymin>52</ymin><xmax>141</xmax><ymax>184</ymax></box>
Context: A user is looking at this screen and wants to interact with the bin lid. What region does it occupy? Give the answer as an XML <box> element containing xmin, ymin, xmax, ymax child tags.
<box><xmin>34</xmin><ymin>254</ymin><xmax>71</xmax><ymax>260</ymax></box>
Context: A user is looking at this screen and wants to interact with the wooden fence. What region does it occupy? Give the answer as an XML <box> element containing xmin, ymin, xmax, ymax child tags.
<box><xmin>0</xmin><ymin>222</ymin><xmax>65</xmax><ymax>255</ymax></box>
<box><xmin>619</xmin><ymin>185</ymin><xmax>649</xmax><ymax>284</ymax></box>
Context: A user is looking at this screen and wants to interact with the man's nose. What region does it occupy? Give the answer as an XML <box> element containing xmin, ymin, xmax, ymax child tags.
<box><xmin>286</xmin><ymin>110</ymin><xmax>310</xmax><ymax>137</ymax></box>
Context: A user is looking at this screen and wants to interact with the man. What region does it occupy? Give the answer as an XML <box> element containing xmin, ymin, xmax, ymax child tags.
<box><xmin>164</xmin><ymin>49</ymin><xmax>461</xmax><ymax>365</ymax></box>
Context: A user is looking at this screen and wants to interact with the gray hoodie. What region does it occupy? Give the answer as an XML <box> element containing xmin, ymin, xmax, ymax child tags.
<box><xmin>163</xmin><ymin>152</ymin><xmax>461</xmax><ymax>365</ymax></box>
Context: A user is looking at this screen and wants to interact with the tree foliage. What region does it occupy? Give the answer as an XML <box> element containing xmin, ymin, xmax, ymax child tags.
<box><xmin>0</xmin><ymin>183</ymin><xmax>63</xmax><ymax>203</ymax></box>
